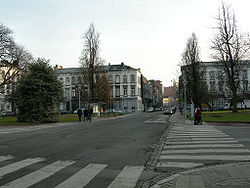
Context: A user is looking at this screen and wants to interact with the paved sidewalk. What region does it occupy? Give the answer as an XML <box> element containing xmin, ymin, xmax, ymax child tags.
<box><xmin>152</xmin><ymin>113</ymin><xmax>250</xmax><ymax>188</ymax></box>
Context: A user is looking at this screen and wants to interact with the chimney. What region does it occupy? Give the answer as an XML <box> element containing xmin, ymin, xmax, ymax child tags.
<box><xmin>121</xmin><ymin>62</ymin><xmax>124</xmax><ymax>66</ymax></box>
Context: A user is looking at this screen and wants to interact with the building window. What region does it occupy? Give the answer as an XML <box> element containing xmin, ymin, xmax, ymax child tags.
<box><xmin>65</xmin><ymin>88</ymin><xmax>70</xmax><ymax>98</ymax></box>
<box><xmin>243</xmin><ymin>70</ymin><xmax>248</xmax><ymax>80</ymax></box>
<box><xmin>66</xmin><ymin>77</ymin><xmax>70</xmax><ymax>85</ymax></box>
<box><xmin>124</xmin><ymin>101</ymin><xmax>128</xmax><ymax>109</ymax></box>
<box><xmin>130</xmin><ymin>75</ymin><xmax>135</xmax><ymax>82</ymax></box>
<box><xmin>209</xmin><ymin>71</ymin><xmax>215</xmax><ymax>80</ymax></box>
<box><xmin>218</xmin><ymin>82</ymin><xmax>224</xmax><ymax>92</ymax></box>
<box><xmin>60</xmin><ymin>103</ymin><xmax>64</xmax><ymax>110</ymax></box>
<box><xmin>243</xmin><ymin>81</ymin><xmax>248</xmax><ymax>91</ymax></box>
<box><xmin>72</xmin><ymin>89</ymin><xmax>76</xmax><ymax>97</ymax></box>
<box><xmin>123</xmin><ymin>75</ymin><xmax>127</xmax><ymax>83</ymax></box>
<box><xmin>131</xmin><ymin>86</ymin><xmax>135</xmax><ymax>96</ymax></box>
<box><xmin>59</xmin><ymin>77</ymin><xmax>64</xmax><ymax>83</ymax></box>
<box><xmin>77</xmin><ymin>76</ymin><xmax>81</xmax><ymax>84</ymax></box>
<box><xmin>123</xmin><ymin>86</ymin><xmax>127</xmax><ymax>96</ymax></box>
<box><xmin>72</xmin><ymin>77</ymin><xmax>76</xmax><ymax>85</ymax></box>
<box><xmin>132</xmin><ymin>101</ymin><xmax>136</xmax><ymax>109</ymax></box>
<box><xmin>210</xmin><ymin>81</ymin><xmax>216</xmax><ymax>92</ymax></box>
<box><xmin>108</xmin><ymin>75</ymin><xmax>113</xmax><ymax>83</ymax></box>
<box><xmin>115</xmin><ymin>86</ymin><xmax>120</xmax><ymax>97</ymax></box>
<box><xmin>115</xmin><ymin>75</ymin><xmax>120</xmax><ymax>83</ymax></box>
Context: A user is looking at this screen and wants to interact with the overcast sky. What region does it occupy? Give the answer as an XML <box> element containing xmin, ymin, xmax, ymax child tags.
<box><xmin>1</xmin><ymin>0</ymin><xmax>250</xmax><ymax>86</ymax></box>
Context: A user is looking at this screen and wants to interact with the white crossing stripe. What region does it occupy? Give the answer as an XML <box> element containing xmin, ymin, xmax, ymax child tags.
<box><xmin>162</xmin><ymin>148</ymin><xmax>250</xmax><ymax>154</ymax></box>
<box><xmin>0</xmin><ymin>156</ymin><xmax>13</xmax><ymax>163</ymax></box>
<box><xmin>164</xmin><ymin>144</ymin><xmax>244</xmax><ymax>149</ymax></box>
<box><xmin>55</xmin><ymin>163</ymin><xmax>107</xmax><ymax>188</ymax></box>
<box><xmin>168</xmin><ymin>137</ymin><xmax>234</xmax><ymax>141</ymax></box>
<box><xmin>107</xmin><ymin>166</ymin><xmax>144</xmax><ymax>188</ymax></box>
<box><xmin>0</xmin><ymin>158</ymin><xmax>44</xmax><ymax>177</ymax></box>
<box><xmin>157</xmin><ymin>162</ymin><xmax>203</xmax><ymax>169</ymax></box>
<box><xmin>168</xmin><ymin>135</ymin><xmax>229</xmax><ymax>139</ymax></box>
<box><xmin>0</xmin><ymin>160</ymin><xmax>74</xmax><ymax>188</ymax></box>
<box><xmin>160</xmin><ymin>155</ymin><xmax>250</xmax><ymax>161</ymax></box>
<box><xmin>166</xmin><ymin>140</ymin><xmax>238</xmax><ymax>144</ymax></box>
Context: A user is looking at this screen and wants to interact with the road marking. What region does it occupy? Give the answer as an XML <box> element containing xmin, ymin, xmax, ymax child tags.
<box><xmin>167</xmin><ymin>137</ymin><xmax>234</xmax><ymax>141</ymax></box>
<box><xmin>157</xmin><ymin>162</ymin><xmax>203</xmax><ymax>169</ymax></box>
<box><xmin>164</xmin><ymin>144</ymin><xmax>244</xmax><ymax>149</ymax></box>
<box><xmin>55</xmin><ymin>163</ymin><xmax>107</xmax><ymax>188</ymax></box>
<box><xmin>168</xmin><ymin>135</ymin><xmax>230</xmax><ymax>139</ymax></box>
<box><xmin>107</xmin><ymin>166</ymin><xmax>144</xmax><ymax>188</ymax></box>
<box><xmin>0</xmin><ymin>156</ymin><xmax>14</xmax><ymax>162</ymax></box>
<box><xmin>162</xmin><ymin>148</ymin><xmax>250</xmax><ymax>154</ymax></box>
<box><xmin>166</xmin><ymin>140</ymin><xmax>238</xmax><ymax>145</ymax></box>
<box><xmin>0</xmin><ymin>158</ymin><xmax>44</xmax><ymax>177</ymax></box>
<box><xmin>160</xmin><ymin>155</ymin><xmax>250</xmax><ymax>161</ymax></box>
<box><xmin>0</xmin><ymin>160</ymin><xmax>74</xmax><ymax>188</ymax></box>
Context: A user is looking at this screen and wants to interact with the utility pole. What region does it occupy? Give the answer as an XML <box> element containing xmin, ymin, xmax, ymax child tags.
<box><xmin>183</xmin><ymin>79</ymin><xmax>187</xmax><ymax>119</ymax></box>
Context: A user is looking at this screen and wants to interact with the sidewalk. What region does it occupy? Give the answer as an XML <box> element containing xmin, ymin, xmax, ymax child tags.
<box><xmin>152</xmin><ymin>113</ymin><xmax>250</xmax><ymax>188</ymax></box>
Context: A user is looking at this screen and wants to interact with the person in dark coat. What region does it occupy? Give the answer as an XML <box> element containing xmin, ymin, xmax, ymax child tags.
<box><xmin>87</xmin><ymin>106</ymin><xmax>92</xmax><ymax>122</ymax></box>
<box><xmin>84</xmin><ymin>108</ymin><xmax>89</xmax><ymax>122</ymax></box>
<box><xmin>194</xmin><ymin>108</ymin><xmax>202</xmax><ymax>125</ymax></box>
<box><xmin>77</xmin><ymin>108</ymin><xmax>82</xmax><ymax>122</ymax></box>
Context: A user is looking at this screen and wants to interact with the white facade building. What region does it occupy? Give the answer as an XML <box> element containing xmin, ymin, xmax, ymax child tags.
<box><xmin>55</xmin><ymin>63</ymin><xmax>143</xmax><ymax>113</ymax></box>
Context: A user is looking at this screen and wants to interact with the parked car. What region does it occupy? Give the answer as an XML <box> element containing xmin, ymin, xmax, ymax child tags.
<box><xmin>0</xmin><ymin>110</ymin><xmax>14</xmax><ymax>117</ymax></box>
<box><xmin>147</xmin><ymin>107</ymin><xmax>154</xmax><ymax>112</ymax></box>
<box><xmin>164</xmin><ymin>108</ymin><xmax>173</xmax><ymax>115</ymax></box>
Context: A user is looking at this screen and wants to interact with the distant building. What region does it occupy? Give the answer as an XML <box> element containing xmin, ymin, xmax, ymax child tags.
<box><xmin>55</xmin><ymin>62</ymin><xmax>143</xmax><ymax>113</ymax></box>
<box><xmin>141</xmin><ymin>75</ymin><xmax>153</xmax><ymax>111</ymax></box>
<box><xmin>149</xmin><ymin>80</ymin><xmax>163</xmax><ymax>108</ymax></box>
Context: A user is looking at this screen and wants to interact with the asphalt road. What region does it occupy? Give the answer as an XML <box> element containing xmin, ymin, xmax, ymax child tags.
<box><xmin>0</xmin><ymin>112</ymin><xmax>170</xmax><ymax>188</ymax></box>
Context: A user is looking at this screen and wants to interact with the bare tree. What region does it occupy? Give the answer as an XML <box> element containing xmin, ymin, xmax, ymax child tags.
<box><xmin>211</xmin><ymin>2</ymin><xmax>250</xmax><ymax>112</ymax></box>
<box><xmin>79</xmin><ymin>23</ymin><xmax>105</xmax><ymax>103</ymax></box>
<box><xmin>181</xmin><ymin>33</ymin><xmax>208</xmax><ymax>109</ymax></box>
<box><xmin>0</xmin><ymin>24</ymin><xmax>33</xmax><ymax>90</ymax></box>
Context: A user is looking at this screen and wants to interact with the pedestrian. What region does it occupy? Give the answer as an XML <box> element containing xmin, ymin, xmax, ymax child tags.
<box><xmin>194</xmin><ymin>107</ymin><xmax>202</xmax><ymax>125</ymax></box>
<box><xmin>84</xmin><ymin>108</ymin><xmax>88</xmax><ymax>122</ymax></box>
<box><xmin>88</xmin><ymin>106</ymin><xmax>93</xmax><ymax>122</ymax></box>
<box><xmin>77</xmin><ymin>108</ymin><xmax>82</xmax><ymax>122</ymax></box>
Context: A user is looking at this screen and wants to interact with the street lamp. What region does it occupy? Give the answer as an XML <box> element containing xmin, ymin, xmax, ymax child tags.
<box><xmin>183</xmin><ymin>79</ymin><xmax>188</xmax><ymax>120</ymax></box>
<box><xmin>75</xmin><ymin>85</ymin><xmax>81</xmax><ymax>109</ymax></box>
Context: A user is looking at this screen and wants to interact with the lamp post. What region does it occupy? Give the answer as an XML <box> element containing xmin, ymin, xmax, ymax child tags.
<box><xmin>76</xmin><ymin>85</ymin><xmax>81</xmax><ymax>109</ymax></box>
<box><xmin>183</xmin><ymin>79</ymin><xmax>187</xmax><ymax>120</ymax></box>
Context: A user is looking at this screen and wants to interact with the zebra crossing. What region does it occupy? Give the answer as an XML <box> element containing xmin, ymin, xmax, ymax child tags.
<box><xmin>0</xmin><ymin>156</ymin><xmax>144</xmax><ymax>188</ymax></box>
<box><xmin>156</xmin><ymin>125</ymin><xmax>250</xmax><ymax>170</ymax></box>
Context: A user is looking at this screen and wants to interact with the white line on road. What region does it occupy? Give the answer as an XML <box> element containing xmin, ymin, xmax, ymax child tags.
<box><xmin>0</xmin><ymin>158</ymin><xmax>44</xmax><ymax>177</ymax></box>
<box><xmin>157</xmin><ymin>162</ymin><xmax>203</xmax><ymax>169</ymax></box>
<box><xmin>164</xmin><ymin>144</ymin><xmax>244</xmax><ymax>149</ymax></box>
<box><xmin>55</xmin><ymin>163</ymin><xmax>107</xmax><ymax>188</ymax></box>
<box><xmin>162</xmin><ymin>148</ymin><xmax>250</xmax><ymax>154</ymax></box>
<box><xmin>0</xmin><ymin>156</ymin><xmax>14</xmax><ymax>163</ymax></box>
<box><xmin>107</xmin><ymin>166</ymin><xmax>144</xmax><ymax>188</ymax></box>
<box><xmin>0</xmin><ymin>160</ymin><xmax>74</xmax><ymax>188</ymax></box>
<box><xmin>166</xmin><ymin>140</ymin><xmax>238</xmax><ymax>145</ymax></box>
<box><xmin>160</xmin><ymin>155</ymin><xmax>250</xmax><ymax>161</ymax></box>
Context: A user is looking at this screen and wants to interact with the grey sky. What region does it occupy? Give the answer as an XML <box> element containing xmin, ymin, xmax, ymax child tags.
<box><xmin>1</xmin><ymin>0</ymin><xmax>250</xmax><ymax>86</ymax></box>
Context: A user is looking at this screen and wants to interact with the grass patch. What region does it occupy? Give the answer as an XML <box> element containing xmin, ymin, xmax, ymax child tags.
<box><xmin>0</xmin><ymin>113</ymin><xmax>121</xmax><ymax>126</ymax></box>
<box><xmin>201</xmin><ymin>111</ymin><xmax>250</xmax><ymax>123</ymax></box>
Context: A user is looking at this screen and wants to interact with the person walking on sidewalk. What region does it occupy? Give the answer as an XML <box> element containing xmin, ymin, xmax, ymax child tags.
<box><xmin>88</xmin><ymin>106</ymin><xmax>93</xmax><ymax>122</ymax></box>
<box><xmin>77</xmin><ymin>108</ymin><xmax>82</xmax><ymax>122</ymax></box>
<box><xmin>84</xmin><ymin>108</ymin><xmax>88</xmax><ymax>122</ymax></box>
<box><xmin>194</xmin><ymin>107</ymin><xmax>202</xmax><ymax>125</ymax></box>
